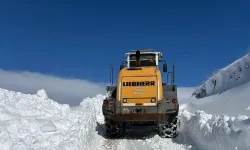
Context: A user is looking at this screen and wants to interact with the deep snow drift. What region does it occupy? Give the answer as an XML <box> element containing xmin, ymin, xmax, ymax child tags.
<box><xmin>178</xmin><ymin>104</ymin><xmax>250</xmax><ymax>150</ymax></box>
<box><xmin>192</xmin><ymin>52</ymin><xmax>250</xmax><ymax>98</ymax></box>
<box><xmin>0</xmin><ymin>88</ymin><xmax>104</xmax><ymax>150</ymax></box>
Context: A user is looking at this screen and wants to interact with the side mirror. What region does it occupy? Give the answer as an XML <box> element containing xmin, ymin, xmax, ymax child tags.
<box><xmin>163</xmin><ymin>64</ymin><xmax>167</xmax><ymax>72</ymax></box>
<box><xmin>120</xmin><ymin>64</ymin><xmax>124</xmax><ymax>70</ymax></box>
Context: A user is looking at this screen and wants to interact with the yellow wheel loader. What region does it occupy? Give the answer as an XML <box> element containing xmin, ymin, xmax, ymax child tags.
<box><xmin>102</xmin><ymin>49</ymin><xmax>180</xmax><ymax>138</ymax></box>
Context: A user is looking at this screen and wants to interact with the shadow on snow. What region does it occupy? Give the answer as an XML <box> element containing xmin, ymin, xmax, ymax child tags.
<box><xmin>95</xmin><ymin>122</ymin><xmax>158</xmax><ymax>140</ymax></box>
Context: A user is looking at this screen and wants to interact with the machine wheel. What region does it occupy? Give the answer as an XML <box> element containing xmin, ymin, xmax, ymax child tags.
<box><xmin>105</xmin><ymin>118</ymin><xmax>125</xmax><ymax>138</ymax></box>
<box><xmin>158</xmin><ymin>117</ymin><xmax>180</xmax><ymax>138</ymax></box>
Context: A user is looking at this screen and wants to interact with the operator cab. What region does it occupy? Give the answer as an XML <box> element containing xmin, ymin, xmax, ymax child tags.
<box><xmin>119</xmin><ymin>49</ymin><xmax>167</xmax><ymax>73</ymax></box>
<box><xmin>125</xmin><ymin>49</ymin><xmax>162</xmax><ymax>67</ymax></box>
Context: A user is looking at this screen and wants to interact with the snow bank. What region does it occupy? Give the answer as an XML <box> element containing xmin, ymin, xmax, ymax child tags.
<box><xmin>178</xmin><ymin>109</ymin><xmax>250</xmax><ymax>150</ymax></box>
<box><xmin>178</xmin><ymin>65</ymin><xmax>250</xmax><ymax>150</ymax></box>
<box><xmin>0</xmin><ymin>88</ymin><xmax>104</xmax><ymax>150</ymax></box>
<box><xmin>193</xmin><ymin>52</ymin><xmax>250</xmax><ymax>98</ymax></box>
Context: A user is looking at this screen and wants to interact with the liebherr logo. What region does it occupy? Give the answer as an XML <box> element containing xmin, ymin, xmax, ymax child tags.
<box><xmin>122</xmin><ymin>81</ymin><xmax>155</xmax><ymax>86</ymax></box>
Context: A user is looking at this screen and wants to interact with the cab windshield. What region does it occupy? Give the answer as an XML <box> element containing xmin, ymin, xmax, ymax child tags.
<box><xmin>129</xmin><ymin>54</ymin><xmax>156</xmax><ymax>67</ymax></box>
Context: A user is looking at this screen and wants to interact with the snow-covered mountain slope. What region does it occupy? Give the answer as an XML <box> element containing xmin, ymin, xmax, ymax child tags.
<box><xmin>182</xmin><ymin>80</ymin><xmax>250</xmax><ymax>116</ymax></box>
<box><xmin>192</xmin><ymin>52</ymin><xmax>250</xmax><ymax>98</ymax></box>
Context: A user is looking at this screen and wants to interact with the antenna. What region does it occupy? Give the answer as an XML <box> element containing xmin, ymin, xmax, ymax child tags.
<box><xmin>110</xmin><ymin>64</ymin><xmax>113</xmax><ymax>85</ymax></box>
<box><xmin>167</xmin><ymin>72</ymin><xmax>172</xmax><ymax>85</ymax></box>
<box><xmin>172</xmin><ymin>64</ymin><xmax>175</xmax><ymax>85</ymax></box>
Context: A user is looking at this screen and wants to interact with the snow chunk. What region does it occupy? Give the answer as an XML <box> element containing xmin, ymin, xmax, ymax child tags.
<box><xmin>36</xmin><ymin>89</ymin><xmax>48</xmax><ymax>99</ymax></box>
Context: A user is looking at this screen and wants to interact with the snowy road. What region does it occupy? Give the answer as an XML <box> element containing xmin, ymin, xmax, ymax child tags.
<box><xmin>84</xmin><ymin>95</ymin><xmax>191</xmax><ymax>150</ymax></box>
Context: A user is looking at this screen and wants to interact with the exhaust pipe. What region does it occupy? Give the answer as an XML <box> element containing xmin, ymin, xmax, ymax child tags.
<box><xmin>136</xmin><ymin>50</ymin><xmax>140</xmax><ymax>67</ymax></box>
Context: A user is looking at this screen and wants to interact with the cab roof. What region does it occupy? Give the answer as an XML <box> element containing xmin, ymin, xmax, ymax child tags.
<box><xmin>125</xmin><ymin>49</ymin><xmax>161</xmax><ymax>57</ymax></box>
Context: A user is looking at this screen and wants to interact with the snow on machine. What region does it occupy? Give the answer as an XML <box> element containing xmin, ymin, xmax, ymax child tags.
<box><xmin>102</xmin><ymin>49</ymin><xmax>180</xmax><ymax>138</ymax></box>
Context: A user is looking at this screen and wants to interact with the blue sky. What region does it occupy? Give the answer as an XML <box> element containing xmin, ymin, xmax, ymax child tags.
<box><xmin>1</xmin><ymin>0</ymin><xmax>250</xmax><ymax>87</ymax></box>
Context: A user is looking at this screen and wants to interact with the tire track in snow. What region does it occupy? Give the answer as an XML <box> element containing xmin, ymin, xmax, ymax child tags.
<box><xmin>91</xmin><ymin>95</ymin><xmax>153</xmax><ymax>150</ymax></box>
<box><xmin>86</xmin><ymin>95</ymin><xmax>191</xmax><ymax>150</ymax></box>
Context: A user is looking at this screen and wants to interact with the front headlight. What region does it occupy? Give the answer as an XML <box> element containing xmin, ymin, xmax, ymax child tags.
<box><xmin>151</xmin><ymin>98</ymin><xmax>156</xmax><ymax>103</ymax></box>
<box><xmin>123</xmin><ymin>99</ymin><xmax>127</xmax><ymax>103</ymax></box>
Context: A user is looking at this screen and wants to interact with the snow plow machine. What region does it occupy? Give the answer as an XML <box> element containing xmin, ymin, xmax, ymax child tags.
<box><xmin>102</xmin><ymin>49</ymin><xmax>180</xmax><ymax>138</ymax></box>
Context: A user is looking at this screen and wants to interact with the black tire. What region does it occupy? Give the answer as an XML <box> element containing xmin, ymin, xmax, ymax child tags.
<box><xmin>105</xmin><ymin>118</ymin><xmax>125</xmax><ymax>138</ymax></box>
<box><xmin>158</xmin><ymin>117</ymin><xmax>179</xmax><ymax>138</ymax></box>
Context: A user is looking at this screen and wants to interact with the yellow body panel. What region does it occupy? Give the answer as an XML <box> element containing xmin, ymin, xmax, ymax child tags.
<box><xmin>116</xmin><ymin>66</ymin><xmax>163</xmax><ymax>104</ymax></box>
<box><xmin>121</xmin><ymin>76</ymin><xmax>157</xmax><ymax>98</ymax></box>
